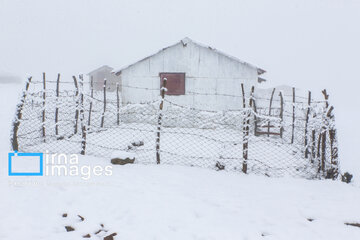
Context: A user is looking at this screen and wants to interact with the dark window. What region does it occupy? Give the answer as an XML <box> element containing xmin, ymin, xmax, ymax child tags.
<box><xmin>160</xmin><ymin>73</ymin><xmax>185</xmax><ymax>95</ymax></box>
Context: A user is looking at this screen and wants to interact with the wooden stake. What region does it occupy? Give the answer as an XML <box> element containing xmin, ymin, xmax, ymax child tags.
<box><xmin>268</xmin><ymin>88</ymin><xmax>276</xmax><ymax>137</ymax></box>
<box><xmin>79</xmin><ymin>75</ymin><xmax>86</xmax><ymax>155</ymax></box>
<box><xmin>42</xmin><ymin>72</ymin><xmax>46</xmax><ymax>142</ymax></box>
<box><xmin>55</xmin><ymin>73</ymin><xmax>60</xmax><ymax>136</ymax></box>
<box><xmin>87</xmin><ymin>77</ymin><xmax>93</xmax><ymax>128</ymax></box>
<box><xmin>291</xmin><ymin>87</ymin><xmax>295</xmax><ymax>144</ymax></box>
<box><xmin>11</xmin><ymin>76</ymin><xmax>32</xmax><ymax>151</ymax></box>
<box><xmin>156</xmin><ymin>78</ymin><xmax>167</xmax><ymax>164</ymax></box>
<box><xmin>73</xmin><ymin>76</ymin><xmax>79</xmax><ymax>134</ymax></box>
<box><xmin>241</xmin><ymin>83</ymin><xmax>247</xmax><ymax>173</ymax></box>
<box><xmin>116</xmin><ymin>83</ymin><xmax>120</xmax><ymax>125</ymax></box>
<box><xmin>279</xmin><ymin>91</ymin><xmax>284</xmax><ymax>138</ymax></box>
<box><xmin>100</xmin><ymin>78</ymin><xmax>107</xmax><ymax>128</ymax></box>
<box><xmin>304</xmin><ymin>91</ymin><xmax>311</xmax><ymax>159</ymax></box>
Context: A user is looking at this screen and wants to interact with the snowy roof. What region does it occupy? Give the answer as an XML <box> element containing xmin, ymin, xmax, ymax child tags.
<box><xmin>87</xmin><ymin>65</ymin><xmax>114</xmax><ymax>76</ymax></box>
<box><xmin>113</xmin><ymin>37</ymin><xmax>266</xmax><ymax>76</ymax></box>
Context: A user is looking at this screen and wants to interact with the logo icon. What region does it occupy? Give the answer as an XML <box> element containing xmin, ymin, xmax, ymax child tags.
<box><xmin>8</xmin><ymin>151</ymin><xmax>43</xmax><ymax>176</ymax></box>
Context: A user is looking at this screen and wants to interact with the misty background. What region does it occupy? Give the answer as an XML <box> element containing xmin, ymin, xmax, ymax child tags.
<box><xmin>0</xmin><ymin>0</ymin><xmax>359</xmax><ymax>175</ymax></box>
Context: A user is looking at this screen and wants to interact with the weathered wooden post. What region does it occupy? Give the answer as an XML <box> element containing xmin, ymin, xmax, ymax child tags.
<box><xmin>311</xmin><ymin>121</ymin><xmax>316</xmax><ymax>163</ymax></box>
<box><xmin>79</xmin><ymin>75</ymin><xmax>87</xmax><ymax>155</ymax></box>
<box><xmin>317</xmin><ymin>132</ymin><xmax>322</xmax><ymax>173</ymax></box>
<box><xmin>327</xmin><ymin>106</ymin><xmax>338</xmax><ymax>166</ymax></box>
<box><xmin>116</xmin><ymin>83</ymin><xmax>120</xmax><ymax>126</ymax></box>
<box><xmin>291</xmin><ymin>87</ymin><xmax>295</xmax><ymax>144</ymax></box>
<box><xmin>156</xmin><ymin>78</ymin><xmax>167</xmax><ymax>164</ymax></box>
<box><xmin>55</xmin><ymin>73</ymin><xmax>60</xmax><ymax>136</ymax></box>
<box><xmin>304</xmin><ymin>91</ymin><xmax>311</xmax><ymax>159</ymax></box>
<box><xmin>100</xmin><ymin>78</ymin><xmax>107</xmax><ymax>128</ymax></box>
<box><xmin>279</xmin><ymin>91</ymin><xmax>284</xmax><ymax>138</ymax></box>
<box><xmin>241</xmin><ymin>83</ymin><xmax>248</xmax><ymax>173</ymax></box>
<box><xmin>87</xmin><ymin>76</ymin><xmax>93</xmax><ymax>128</ymax></box>
<box><xmin>267</xmin><ymin>88</ymin><xmax>276</xmax><ymax>137</ymax></box>
<box><xmin>11</xmin><ymin>76</ymin><xmax>32</xmax><ymax>151</ymax></box>
<box><xmin>241</xmin><ymin>84</ymin><xmax>254</xmax><ymax>174</ymax></box>
<box><xmin>73</xmin><ymin>76</ymin><xmax>79</xmax><ymax>134</ymax></box>
<box><xmin>42</xmin><ymin>72</ymin><xmax>46</xmax><ymax>142</ymax></box>
<box><xmin>320</xmin><ymin>89</ymin><xmax>329</xmax><ymax>174</ymax></box>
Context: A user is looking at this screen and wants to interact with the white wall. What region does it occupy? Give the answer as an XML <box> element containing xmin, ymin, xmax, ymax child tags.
<box><xmin>120</xmin><ymin>41</ymin><xmax>259</xmax><ymax>110</ymax></box>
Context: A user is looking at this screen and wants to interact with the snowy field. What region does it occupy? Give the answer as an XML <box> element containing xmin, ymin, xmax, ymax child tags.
<box><xmin>1</xmin><ymin>83</ymin><xmax>360</xmax><ymax>239</ymax></box>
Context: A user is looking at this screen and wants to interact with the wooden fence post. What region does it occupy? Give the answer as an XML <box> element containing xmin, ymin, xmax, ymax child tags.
<box><xmin>11</xmin><ymin>76</ymin><xmax>32</xmax><ymax>151</ymax></box>
<box><xmin>279</xmin><ymin>91</ymin><xmax>284</xmax><ymax>138</ymax></box>
<box><xmin>241</xmin><ymin>83</ymin><xmax>248</xmax><ymax>173</ymax></box>
<box><xmin>79</xmin><ymin>75</ymin><xmax>87</xmax><ymax>155</ymax></box>
<box><xmin>304</xmin><ymin>91</ymin><xmax>311</xmax><ymax>159</ymax></box>
<box><xmin>73</xmin><ymin>76</ymin><xmax>79</xmax><ymax>134</ymax></box>
<box><xmin>327</xmin><ymin>106</ymin><xmax>338</xmax><ymax>166</ymax></box>
<box><xmin>87</xmin><ymin>76</ymin><xmax>93</xmax><ymax>128</ymax></box>
<box><xmin>116</xmin><ymin>83</ymin><xmax>120</xmax><ymax>125</ymax></box>
<box><xmin>321</xmin><ymin>89</ymin><xmax>329</xmax><ymax>175</ymax></box>
<box><xmin>55</xmin><ymin>73</ymin><xmax>60</xmax><ymax>136</ymax></box>
<box><xmin>42</xmin><ymin>72</ymin><xmax>46</xmax><ymax>142</ymax></box>
<box><xmin>156</xmin><ymin>78</ymin><xmax>167</xmax><ymax>164</ymax></box>
<box><xmin>317</xmin><ymin>132</ymin><xmax>322</xmax><ymax>173</ymax></box>
<box><xmin>100</xmin><ymin>78</ymin><xmax>107</xmax><ymax>128</ymax></box>
<box><xmin>291</xmin><ymin>87</ymin><xmax>295</xmax><ymax>144</ymax></box>
<box><xmin>311</xmin><ymin>125</ymin><xmax>316</xmax><ymax>163</ymax></box>
<box><xmin>267</xmin><ymin>88</ymin><xmax>276</xmax><ymax>137</ymax></box>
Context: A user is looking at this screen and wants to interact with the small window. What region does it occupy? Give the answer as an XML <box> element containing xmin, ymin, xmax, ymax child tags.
<box><xmin>160</xmin><ymin>73</ymin><xmax>185</xmax><ymax>95</ymax></box>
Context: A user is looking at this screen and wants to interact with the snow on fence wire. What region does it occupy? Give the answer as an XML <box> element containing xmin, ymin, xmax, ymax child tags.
<box><xmin>11</xmin><ymin>73</ymin><xmax>339</xmax><ymax>179</ymax></box>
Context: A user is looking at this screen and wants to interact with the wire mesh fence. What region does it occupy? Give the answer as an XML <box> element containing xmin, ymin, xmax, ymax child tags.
<box><xmin>11</xmin><ymin>73</ymin><xmax>339</xmax><ymax>179</ymax></box>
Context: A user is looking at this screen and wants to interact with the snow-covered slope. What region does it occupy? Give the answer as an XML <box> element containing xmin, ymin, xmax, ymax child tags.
<box><xmin>1</xmin><ymin>81</ymin><xmax>360</xmax><ymax>240</ymax></box>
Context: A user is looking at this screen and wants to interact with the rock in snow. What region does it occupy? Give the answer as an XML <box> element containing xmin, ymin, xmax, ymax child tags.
<box><xmin>110</xmin><ymin>151</ymin><xmax>136</xmax><ymax>165</ymax></box>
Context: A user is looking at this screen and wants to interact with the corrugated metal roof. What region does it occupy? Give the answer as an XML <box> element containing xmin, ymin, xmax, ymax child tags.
<box><xmin>113</xmin><ymin>37</ymin><xmax>266</xmax><ymax>76</ymax></box>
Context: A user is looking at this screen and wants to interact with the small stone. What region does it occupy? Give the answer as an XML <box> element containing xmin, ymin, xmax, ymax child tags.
<box><xmin>65</xmin><ymin>226</ymin><xmax>75</xmax><ymax>232</ymax></box>
<box><xmin>83</xmin><ymin>234</ymin><xmax>91</xmax><ymax>238</ymax></box>
<box><xmin>111</xmin><ymin>158</ymin><xmax>135</xmax><ymax>165</ymax></box>
<box><xmin>131</xmin><ymin>141</ymin><xmax>144</xmax><ymax>147</ymax></box>
<box><xmin>104</xmin><ymin>233</ymin><xmax>117</xmax><ymax>240</ymax></box>
<box><xmin>215</xmin><ymin>161</ymin><xmax>225</xmax><ymax>171</ymax></box>
<box><xmin>62</xmin><ymin>213</ymin><xmax>67</xmax><ymax>218</ymax></box>
<box><xmin>78</xmin><ymin>215</ymin><xmax>85</xmax><ymax>221</ymax></box>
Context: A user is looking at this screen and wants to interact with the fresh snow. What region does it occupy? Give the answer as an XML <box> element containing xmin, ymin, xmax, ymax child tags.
<box><xmin>1</xmin><ymin>81</ymin><xmax>360</xmax><ymax>240</ymax></box>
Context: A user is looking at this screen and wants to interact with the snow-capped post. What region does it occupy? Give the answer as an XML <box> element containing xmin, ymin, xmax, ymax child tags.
<box><xmin>311</xmin><ymin>125</ymin><xmax>316</xmax><ymax>163</ymax></box>
<box><xmin>291</xmin><ymin>87</ymin><xmax>295</xmax><ymax>144</ymax></box>
<box><xmin>156</xmin><ymin>77</ymin><xmax>167</xmax><ymax>164</ymax></box>
<box><xmin>11</xmin><ymin>76</ymin><xmax>32</xmax><ymax>151</ymax></box>
<box><xmin>100</xmin><ymin>78</ymin><xmax>107</xmax><ymax>128</ymax></box>
<box><xmin>316</xmin><ymin>131</ymin><xmax>322</xmax><ymax>173</ymax></box>
<box><xmin>304</xmin><ymin>91</ymin><xmax>311</xmax><ymax>159</ymax></box>
<box><xmin>321</xmin><ymin>89</ymin><xmax>329</xmax><ymax>175</ymax></box>
<box><xmin>42</xmin><ymin>72</ymin><xmax>46</xmax><ymax>142</ymax></box>
<box><xmin>87</xmin><ymin>76</ymin><xmax>93</xmax><ymax>128</ymax></box>
<box><xmin>55</xmin><ymin>73</ymin><xmax>60</xmax><ymax>136</ymax></box>
<box><xmin>252</xmin><ymin>97</ymin><xmax>258</xmax><ymax>135</ymax></box>
<box><xmin>246</xmin><ymin>86</ymin><xmax>255</xmax><ymax>173</ymax></box>
<box><xmin>279</xmin><ymin>91</ymin><xmax>284</xmax><ymax>138</ymax></box>
<box><xmin>73</xmin><ymin>76</ymin><xmax>79</xmax><ymax>134</ymax></box>
<box><xmin>268</xmin><ymin>88</ymin><xmax>276</xmax><ymax>137</ymax></box>
<box><xmin>79</xmin><ymin>74</ymin><xmax>87</xmax><ymax>155</ymax></box>
<box><xmin>116</xmin><ymin>83</ymin><xmax>120</xmax><ymax>126</ymax></box>
<box><xmin>241</xmin><ymin>83</ymin><xmax>248</xmax><ymax>173</ymax></box>
<box><xmin>241</xmin><ymin>84</ymin><xmax>253</xmax><ymax>174</ymax></box>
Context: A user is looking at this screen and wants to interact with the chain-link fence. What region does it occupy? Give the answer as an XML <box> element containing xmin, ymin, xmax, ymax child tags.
<box><xmin>11</xmin><ymin>74</ymin><xmax>339</xmax><ymax>179</ymax></box>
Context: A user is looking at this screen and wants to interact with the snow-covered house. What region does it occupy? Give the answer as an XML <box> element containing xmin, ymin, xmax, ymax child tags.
<box><xmin>87</xmin><ymin>65</ymin><xmax>120</xmax><ymax>92</ymax></box>
<box><xmin>92</xmin><ymin>38</ymin><xmax>266</xmax><ymax>110</ymax></box>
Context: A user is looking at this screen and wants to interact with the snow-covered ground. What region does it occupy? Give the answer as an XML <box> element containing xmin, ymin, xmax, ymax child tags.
<box><xmin>1</xmin><ymin>82</ymin><xmax>360</xmax><ymax>239</ymax></box>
